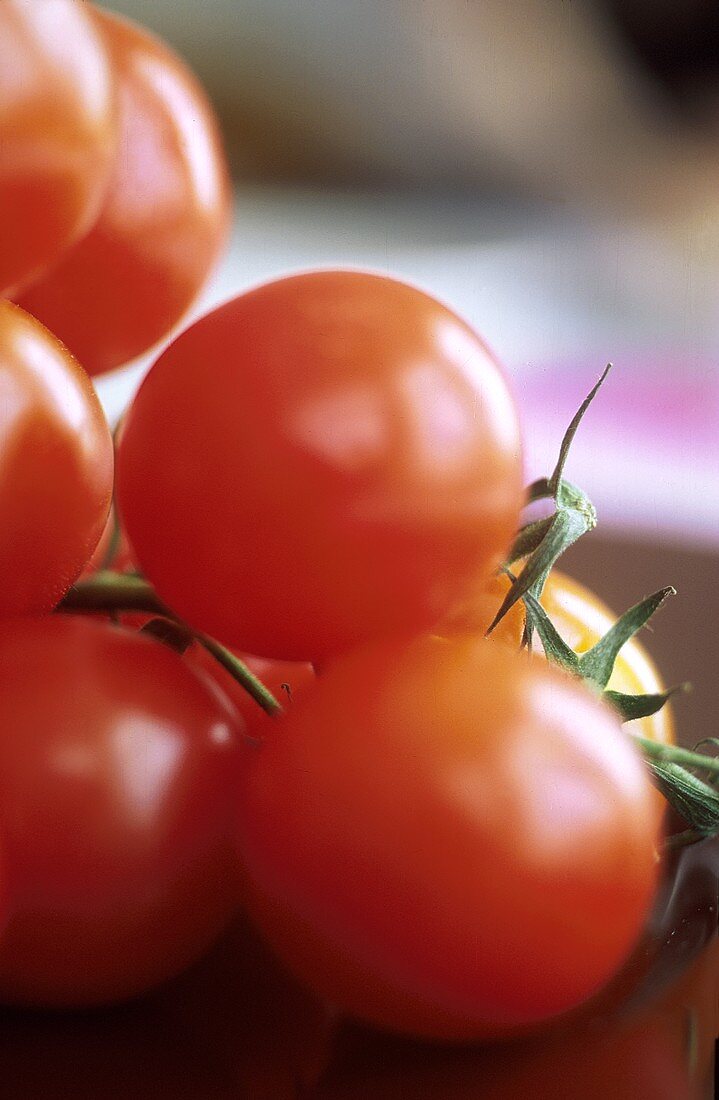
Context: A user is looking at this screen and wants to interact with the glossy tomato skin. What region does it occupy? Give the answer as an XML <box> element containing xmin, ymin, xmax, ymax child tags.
<box><xmin>0</xmin><ymin>0</ymin><xmax>116</xmax><ymax>296</ymax></box>
<box><xmin>0</xmin><ymin>616</ymin><xmax>243</xmax><ymax>1007</ymax></box>
<box><xmin>117</xmin><ymin>271</ymin><xmax>523</xmax><ymax>661</ymax></box>
<box><xmin>0</xmin><ymin>301</ymin><xmax>113</xmax><ymax>617</ymax></box>
<box><xmin>17</xmin><ymin>9</ymin><xmax>231</xmax><ymax>376</ymax></box>
<box><xmin>442</xmin><ymin>569</ymin><xmax>673</xmax><ymax>746</ymax></box>
<box><xmin>236</xmin><ymin>633</ymin><xmax>661</xmax><ymax>1040</ymax></box>
<box><xmin>187</xmin><ymin>645</ymin><xmax>316</xmax><ymax>737</ymax></box>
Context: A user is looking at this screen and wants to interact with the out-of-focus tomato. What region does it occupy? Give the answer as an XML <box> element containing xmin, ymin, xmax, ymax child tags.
<box><xmin>117</xmin><ymin>271</ymin><xmax>523</xmax><ymax>661</ymax></box>
<box><xmin>315</xmin><ymin>1012</ymin><xmax>696</xmax><ymax>1100</ymax></box>
<box><xmin>81</xmin><ymin>506</ymin><xmax>135</xmax><ymax>577</ymax></box>
<box><xmin>187</xmin><ymin>646</ymin><xmax>315</xmax><ymax>737</ymax></box>
<box><xmin>0</xmin><ymin>0</ymin><xmax>116</xmax><ymax>297</ymax></box>
<box><xmin>0</xmin><ymin>915</ymin><xmax>334</xmax><ymax>1099</ymax></box>
<box><xmin>441</xmin><ymin>568</ymin><xmax>673</xmax><ymax>746</ymax></box>
<box><xmin>236</xmin><ymin>633</ymin><xmax>660</xmax><ymax>1040</ymax></box>
<box><xmin>0</xmin><ymin>301</ymin><xmax>113</xmax><ymax>617</ymax></box>
<box><xmin>0</xmin><ymin>616</ymin><xmax>242</xmax><ymax>1007</ymax></box>
<box><xmin>17</xmin><ymin>9</ymin><xmax>231</xmax><ymax>376</ymax></box>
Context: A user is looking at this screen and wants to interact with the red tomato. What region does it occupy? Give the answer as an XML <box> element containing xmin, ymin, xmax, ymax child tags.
<box><xmin>81</xmin><ymin>505</ymin><xmax>136</xmax><ymax>577</ymax></box>
<box><xmin>0</xmin><ymin>0</ymin><xmax>116</xmax><ymax>296</ymax></box>
<box><xmin>187</xmin><ymin>645</ymin><xmax>315</xmax><ymax>736</ymax></box>
<box><xmin>17</xmin><ymin>9</ymin><xmax>231</xmax><ymax>376</ymax></box>
<box><xmin>442</xmin><ymin>569</ymin><xmax>673</xmax><ymax>746</ymax></box>
<box><xmin>0</xmin><ymin>616</ymin><xmax>242</xmax><ymax>1007</ymax></box>
<box><xmin>236</xmin><ymin>633</ymin><xmax>661</xmax><ymax>1040</ymax></box>
<box><xmin>0</xmin><ymin>301</ymin><xmax>113</xmax><ymax>617</ymax></box>
<box><xmin>117</xmin><ymin>271</ymin><xmax>523</xmax><ymax>660</ymax></box>
<box><xmin>315</xmin><ymin>1012</ymin><xmax>696</xmax><ymax>1100</ymax></box>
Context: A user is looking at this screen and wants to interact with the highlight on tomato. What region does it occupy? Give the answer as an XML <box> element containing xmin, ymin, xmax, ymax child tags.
<box><xmin>116</xmin><ymin>270</ymin><xmax>524</xmax><ymax>661</ymax></box>
<box><xmin>17</xmin><ymin>8</ymin><xmax>231</xmax><ymax>376</ymax></box>
<box><xmin>235</xmin><ymin>632</ymin><xmax>662</xmax><ymax>1040</ymax></box>
<box><xmin>0</xmin><ymin>301</ymin><xmax>113</xmax><ymax>618</ymax></box>
<box><xmin>0</xmin><ymin>0</ymin><xmax>117</xmax><ymax>297</ymax></box>
<box><xmin>0</xmin><ymin>616</ymin><xmax>243</xmax><ymax>1007</ymax></box>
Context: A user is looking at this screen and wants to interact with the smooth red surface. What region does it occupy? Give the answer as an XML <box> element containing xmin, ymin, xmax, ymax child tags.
<box><xmin>236</xmin><ymin>634</ymin><xmax>660</xmax><ymax>1039</ymax></box>
<box><xmin>117</xmin><ymin>270</ymin><xmax>523</xmax><ymax>660</ymax></box>
<box><xmin>0</xmin><ymin>616</ymin><xmax>242</xmax><ymax>1006</ymax></box>
<box><xmin>0</xmin><ymin>301</ymin><xmax>113</xmax><ymax>616</ymax></box>
<box><xmin>18</xmin><ymin>9</ymin><xmax>231</xmax><ymax>375</ymax></box>
<box><xmin>0</xmin><ymin>0</ymin><xmax>116</xmax><ymax>297</ymax></box>
<box><xmin>187</xmin><ymin>646</ymin><xmax>316</xmax><ymax>738</ymax></box>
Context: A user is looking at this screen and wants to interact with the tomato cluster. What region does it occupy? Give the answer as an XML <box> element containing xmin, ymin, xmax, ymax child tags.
<box><xmin>0</xmin><ymin>0</ymin><xmax>700</xmax><ymax>1086</ymax></box>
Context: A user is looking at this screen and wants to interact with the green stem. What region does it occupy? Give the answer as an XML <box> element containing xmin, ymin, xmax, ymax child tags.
<box><xmin>196</xmin><ymin>633</ymin><xmax>281</xmax><ymax>716</ymax></box>
<box><xmin>58</xmin><ymin>572</ymin><xmax>281</xmax><ymax>717</ymax></box>
<box><xmin>633</xmin><ymin>735</ymin><xmax>719</xmax><ymax>777</ymax></box>
<box><xmin>61</xmin><ymin>572</ymin><xmax>166</xmax><ymax>614</ymax></box>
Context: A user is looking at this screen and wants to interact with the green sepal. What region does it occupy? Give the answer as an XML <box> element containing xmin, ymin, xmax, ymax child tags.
<box><xmin>488</xmin><ymin>503</ymin><xmax>596</xmax><ymax>636</ymax></box>
<box><xmin>578</xmin><ymin>587</ymin><xmax>676</xmax><ymax>689</ymax></box>
<box><xmin>604</xmin><ymin>688</ymin><xmax>678</xmax><ymax>723</ymax></box>
<box><xmin>647</xmin><ymin>760</ymin><xmax>719</xmax><ymax>837</ymax></box>
<box><xmin>490</xmin><ymin>367</ymin><xmax>611</xmax><ymax>637</ymax></box>
<box><xmin>520</xmin><ymin>592</ymin><xmax>580</xmax><ymax>674</ymax></box>
<box><xmin>505</xmin><ymin>515</ymin><xmax>555</xmax><ymax>566</ymax></box>
<box><xmin>546</xmin><ymin>364</ymin><xmax>612</xmax><ymax>497</ymax></box>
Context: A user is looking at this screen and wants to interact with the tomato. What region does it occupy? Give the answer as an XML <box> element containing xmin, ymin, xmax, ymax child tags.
<box><xmin>0</xmin><ymin>301</ymin><xmax>113</xmax><ymax>617</ymax></box>
<box><xmin>187</xmin><ymin>645</ymin><xmax>316</xmax><ymax>736</ymax></box>
<box><xmin>236</xmin><ymin>633</ymin><xmax>660</xmax><ymax>1040</ymax></box>
<box><xmin>81</xmin><ymin>505</ymin><xmax>135</xmax><ymax>577</ymax></box>
<box><xmin>442</xmin><ymin>569</ymin><xmax>673</xmax><ymax>745</ymax></box>
<box><xmin>315</xmin><ymin>1012</ymin><xmax>696</xmax><ymax>1099</ymax></box>
<box><xmin>0</xmin><ymin>616</ymin><xmax>242</xmax><ymax>1007</ymax></box>
<box><xmin>0</xmin><ymin>915</ymin><xmax>334</xmax><ymax>1099</ymax></box>
<box><xmin>0</xmin><ymin>0</ymin><xmax>116</xmax><ymax>297</ymax></box>
<box><xmin>17</xmin><ymin>9</ymin><xmax>231</xmax><ymax>376</ymax></box>
<box><xmin>117</xmin><ymin>271</ymin><xmax>523</xmax><ymax>660</ymax></box>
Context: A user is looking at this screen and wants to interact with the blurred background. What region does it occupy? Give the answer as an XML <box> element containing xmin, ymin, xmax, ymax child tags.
<box><xmin>96</xmin><ymin>0</ymin><xmax>719</xmax><ymax>743</ymax></box>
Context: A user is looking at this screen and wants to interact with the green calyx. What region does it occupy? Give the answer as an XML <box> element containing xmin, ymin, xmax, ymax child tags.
<box><xmin>489</xmin><ymin>364</ymin><xmax>718</xmax><ymax>846</ymax></box>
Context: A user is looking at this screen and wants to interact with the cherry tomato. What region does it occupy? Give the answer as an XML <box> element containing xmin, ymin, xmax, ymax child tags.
<box><xmin>0</xmin><ymin>0</ymin><xmax>116</xmax><ymax>296</ymax></box>
<box><xmin>0</xmin><ymin>616</ymin><xmax>242</xmax><ymax>1007</ymax></box>
<box><xmin>117</xmin><ymin>271</ymin><xmax>523</xmax><ymax>660</ymax></box>
<box><xmin>17</xmin><ymin>9</ymin><xmax>231</xmax><ymax>376</ymax></box>
<box><xmin>187</xmin><ymin>645</ymin><xmax>316</xmax><ymax>737</ymax></box>
<box><xmin>81</xmin><ymin>505</ymin><xmax>135</xmax><ymax>578</ymax></box>
<box><xmin>442</xmin><ymin>569</ymin><xmax>673</xmax><ymax>745</ymax></box>
<box><xmin>315</xmin><ymin>1012</ymin><xmax>695</xmax><ymax>1099</ymax></box>
<box><xmin>236</xmin><ymin>633</ymin><xmax>660</xmax><ymax>1040</ymax></box>
<box><xmin>0</xmin><ymin>301</ymin><xmax>113</xmax><ymax>618</ymax></box>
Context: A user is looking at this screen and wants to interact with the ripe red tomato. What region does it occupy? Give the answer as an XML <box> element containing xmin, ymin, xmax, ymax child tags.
<box><xmin>0</xmin><ymin>301</ymin><xmax>113</xmax><ymax>617</ymax></box>
<box><xmin>442</xmin><ymin>569</ymin><xmax>673</xmax><ymax>746</ymax></box>
<box><xmin>315</xmin><ymin>1012</ymin><xmax>695</xmax><ymax>1099</ymax></box>
<box><xmin>0</xmin><ymin>0</ymin><xmax>116</xmax><ymax>296</ymax></box>
<box><xmin>17</xmin><ymin>9</ymin><xmax>231</xmax><ymax>376</ymax></box>
<box><xmin>0</xmin><ymin>616</ymin><xmax>242</xmax><ymax>1007</ymax></box>
<box><xmin>81</xmin><ymin>505</ymin><xmax>136</xmax><ymax>577</ymax></box>
<box><xmin>117</xmin><ymin>271</ymin><xmax>523</xmax><ymax>660</ymax></box>
<box><xmin>187</xmin><ymin>646</ymin><xmax>315</xmax><ymax>736</ymax></box>
<box><xmin>236</xmin><ymin>633</ymin><xmax>661</xmax><ymax>1040</ymax></box>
